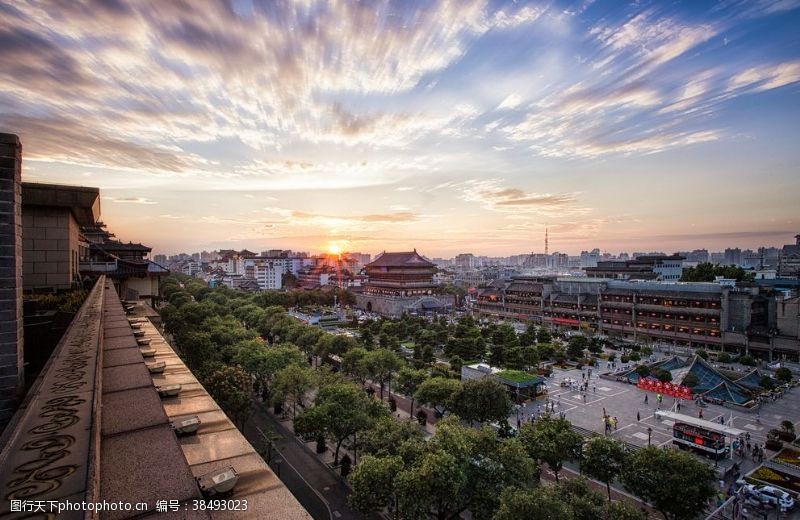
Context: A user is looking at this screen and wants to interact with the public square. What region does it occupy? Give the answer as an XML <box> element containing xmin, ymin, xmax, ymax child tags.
<box><xmin>512</xmin><ymin>364</ymin><xmax>800</xmax><ymax>478</ymax></box>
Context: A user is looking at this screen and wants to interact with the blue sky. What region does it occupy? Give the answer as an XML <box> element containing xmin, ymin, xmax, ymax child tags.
<box><xmin>2</xmin><ymin>0</ymin><xmax>799</xmax><ymax>256</ymax></box>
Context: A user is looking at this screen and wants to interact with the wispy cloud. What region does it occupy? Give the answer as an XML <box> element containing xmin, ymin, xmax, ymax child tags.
<box><xmin>458</xmin><ymin>179</ymin><xmax>586</xmax><ymax>215</ymax></box>
<box><xmin>105</xmin><ymin>196</ymin><xmax>158</xmax><ymax>205</ymax></box>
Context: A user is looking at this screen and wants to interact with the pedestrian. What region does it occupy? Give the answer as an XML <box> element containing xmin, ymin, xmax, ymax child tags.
<box><xmin>758</xmin><ymin>447</ymin><xmax>763</xmax><ymax>463</ymax></box>
<box><xmin>677</xmin><ymin>400</ymin><xmax>681</xmax><ymax>412</ymax></box>
<box><xmin>644</xmin><ymin>394</ymin><xmax>649</xmax><ymax>404</ymax></box>
<box><xmin>720</xmin><ymin>416</ymin><xmax>725</xmax><ymax>425</ymax></box>
<box><xmin>613</xmin><ymin>416</ymin><xmax>618</xmax><ymax>430</ymax></box>
<box><xmin>593</xmin><ymin>384</ymin><xmax>596</xmax><ymax>393</ymax></box>
<box><xmin>637</xmin><ymin>411</ymin><xmax>641</xmax><ymax>421</ymax></box>
<box><xmin>698</xmin><ymin>409</ymin><xmax>703</xmax><ymax>419</ymax></box>
<box><xmin>583</xmin><ymin>393</ymin><xmax>587</xmax><ymax>403</ymax></box>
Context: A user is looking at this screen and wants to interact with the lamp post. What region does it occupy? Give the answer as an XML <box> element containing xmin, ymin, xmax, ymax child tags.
<box><xmin>647</xmin><ymin>427</ymin><xmax>653</xmax><ymax>446</ymax></box>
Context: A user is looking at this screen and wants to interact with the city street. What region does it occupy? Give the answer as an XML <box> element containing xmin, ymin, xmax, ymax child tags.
<box><xmin>243</xmin><ymin>403</ymin><xmax>378</xmax><ymax>520</ymax></box>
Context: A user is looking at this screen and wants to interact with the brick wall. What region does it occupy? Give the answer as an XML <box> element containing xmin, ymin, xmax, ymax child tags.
<box><xmin>22</xmin><ymin>205</ymin><xmax>76</xmax><ymax>291</ymax></box>
<box><xmin>0</xmin><ymin>133</ymin><xmax>24</xmax><ymax>429</ymax></box>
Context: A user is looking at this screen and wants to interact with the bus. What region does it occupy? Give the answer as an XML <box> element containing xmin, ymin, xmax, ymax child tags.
<box><xmin>672</xmin><ymin>422</ymin><xmax>729</xmax><ymax>460</ymax></box>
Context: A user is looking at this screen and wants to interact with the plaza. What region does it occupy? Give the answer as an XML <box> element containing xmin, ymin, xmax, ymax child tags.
<box><xmin>512</xmin><ymin>364</ymin><xmax>800</xmax><ymax>478</ymax></box>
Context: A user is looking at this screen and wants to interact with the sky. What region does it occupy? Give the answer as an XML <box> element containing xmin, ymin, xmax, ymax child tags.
<box><xmin>2</xmin><ymin>0</ymin><xmax>799</xmax><ymax>257</ymax></box>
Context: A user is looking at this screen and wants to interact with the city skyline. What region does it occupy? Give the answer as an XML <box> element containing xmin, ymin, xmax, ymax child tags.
<box><xmin>3</xmin><ymin>0</ymin><xmax>799</xmax><ymax>256</ymax></box>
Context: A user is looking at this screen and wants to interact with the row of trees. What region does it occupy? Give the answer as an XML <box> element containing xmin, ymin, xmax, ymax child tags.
<box><xmin>349</xmin><ymin>415</ymin><xmax>716</xmax><ymax>520</ymax></box>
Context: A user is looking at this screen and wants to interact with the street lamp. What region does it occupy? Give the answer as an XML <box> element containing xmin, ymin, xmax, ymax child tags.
<box><xmin>647</xmin><ymin>427</ymin><xmax>652</xmax><ymax>446</ymax></box>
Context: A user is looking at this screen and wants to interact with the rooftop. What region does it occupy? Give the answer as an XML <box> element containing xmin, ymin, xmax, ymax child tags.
<box><xmin>21</xmin><ymin>181</ymin><xmax>100</xmax><ymax>226</ymax></box>
<box><xmin>367</xmin><ymin>250</ymin><xmax>435</xmax><ymax>268</ymax></box>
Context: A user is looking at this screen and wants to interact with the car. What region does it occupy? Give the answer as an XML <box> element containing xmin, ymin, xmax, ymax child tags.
<box><xmin>757</xmin><ymin>486</ymin><xmax>795</xmax><ymax>510</ymax></box>
<box><xmin>742</xmin><ymin>484</ymin><xmax>795</xmax><ymax>510</ymax></box>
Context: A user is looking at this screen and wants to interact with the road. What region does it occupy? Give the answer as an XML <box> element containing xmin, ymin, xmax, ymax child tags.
<box><xmin>243</xmin><ymin>402</ymin><xmax>377</xmax><ymax>520</ymax></box>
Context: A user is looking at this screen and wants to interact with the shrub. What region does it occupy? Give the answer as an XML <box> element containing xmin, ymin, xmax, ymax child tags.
<box><xmin>739</xmin><ymin>355</ymin><xmax>756</xmax><ymax>367</ymax></box>
<box><xmin>717</xmin><ymin>352</ymin><xmax>731</xmax><ymax>363</ymax></box>
<box><xmin>695</xmin><ymin>349</ymin><xmax>708</xmax><ymax>360</ymax></box>
<box><xmin>776</xmin><ymin>367</ymin><xmax>792</xmax><ymax>382</ymax></box>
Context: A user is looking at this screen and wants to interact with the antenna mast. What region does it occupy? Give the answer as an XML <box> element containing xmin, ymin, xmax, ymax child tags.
<box><xmin>545</xmin><ymin>226</ymin><xmax>549</xmax><ymax>257</ymax></box>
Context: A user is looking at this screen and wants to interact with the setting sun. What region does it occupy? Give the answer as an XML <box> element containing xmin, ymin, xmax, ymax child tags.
<box><xmin>327</xmin><ymin>242</ymin><xmax>342</xmax><ymax>255</ymax></box>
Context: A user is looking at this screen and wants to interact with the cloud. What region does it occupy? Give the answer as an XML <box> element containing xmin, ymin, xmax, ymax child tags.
<box><xmin>0</xmin><ymin>0</ymin><xmax>542</xmax><ymax>174</ymax></box>
<box><xmin>105</xmin><ymin>196</ymin><xmax>158</xmax><ymax>205</ymax></box>
<box><xmin>497</xmin><ymin>94</ymin><xmax>523</xmax><ymax>110</ymax></box>
<box><xmin>727</xmin><ymin>60</ymin><xmax>800</xmax><ymax>93</ymax></box>
<box><xmin>458</xmin><ymin>179</ymin><xmax>585</xmax><ymax>215</ymax></box>
<box><xmin>590</xmin><ymin>11</ymin><xmax>716</xmax><ymax>76</ymax></box>
<box><xmin>291</xmin><ymin>211</ymin><xmax>419</xmax><ymax>224</ymax></box>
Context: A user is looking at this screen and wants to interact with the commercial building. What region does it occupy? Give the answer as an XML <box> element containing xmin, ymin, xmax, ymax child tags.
<box><xmin>475</xmin><ymin>276</ymin><xmax>799</xmax><ymax>360</ymax></box>
<box><xmin>584</xmin><ymin>254</ymin><xmax>684</xmax><ymax>281</ymax></box>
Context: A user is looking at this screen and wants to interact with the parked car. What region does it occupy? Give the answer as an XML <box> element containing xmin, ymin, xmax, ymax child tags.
<box><xmin>757</xmin><ymin>486</ymin><xmax>795</xmax><ymax>510</ymax></box>
<box><xmin>743</xmin><ymin>484</ymin><xmax>795</xmax><ymax>510</ymax></box>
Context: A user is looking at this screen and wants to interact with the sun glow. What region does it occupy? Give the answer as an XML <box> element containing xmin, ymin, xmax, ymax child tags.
<box><xmin>327</xmin><ymin>242</ymin><xmax>342</xmax><ymax>255</ymax></box>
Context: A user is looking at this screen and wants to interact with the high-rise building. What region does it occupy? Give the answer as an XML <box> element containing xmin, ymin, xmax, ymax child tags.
<box><xmin>724</xmin><ymin>247</ymin><xmax>742</xmax><ymax>266</ymax></box>
<box><xmin>779</xmin><ymin>234</ymin><xmax>800</xmax><ymax>278</ymax></box>
<box><xmin>455</xmin><ymin>253</ymin><xmax>476</xmax><ymax>269</ymax></box>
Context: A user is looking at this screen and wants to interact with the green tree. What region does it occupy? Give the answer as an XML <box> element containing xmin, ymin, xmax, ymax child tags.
<box><xmin>489</xmin><ymin>324</ymin><xmax>519</xmax><ymax>366</ymax></box>
<box><xmin>414</xmin><ymin>377</ymin><xmax>462</xmax><ymax>416</ymax></box>
<box><xmin>519</xmin><ymin>323</ymin><xmax>537</xmax><ymax>346</ymax></box>
<box><xmin>655</xmin><ymin>369</ymin><xmax>672</xmax><ymax>382</ymax></box>
<box><xmin>695</xmin><ymin>349</ymin><xmax>708</xmax><ymax>360</ymax></box>
<box><xmin>349</xmin><ymin>455</ymin><xmax>404</xmax><ymax>519</ymax></box>
<box><xmin>396</xmin><ymin>367</ymin><xmax>428</xmax><ymax>418</ymax></box>
<box><xmin>342</xmin><ymin>347</ymin><xmax>369</xmax><ymax>385</ymax></box>
<box><xmin>605</xmin><ymin>500</ymin><xmax>648</xmax><ymax>520</ymax></box>
<box><xmin>759</xmin><ymin>375</ymin><xmax>775</xmax><ymax>389</ymax></box>
<box><xmin>738</xmin><ymin>355</ymin><xmax>756</xmax><ymax>366</ymax></box>
<box><xmin>271</xmin><ymin>364</ymin><xmax>315</xmax><ymax>418</ymax></box>
<box><xmin>519</xmin><ymin>416</ymin><xmax>582</xmax><ymax>483</ymax></box>
<box><xmin>234</xmin><ymin>343</ymin><xmax>304</xmax><ymax>399</ymax></box>
<box><xmin>360</xmin><ymin>417</ymin><xmax>423</xmax><ymax>458</ymax></box>
<box><xmin>536</xmin><ymin>328</ymin><xmax>552</xmax><ymax>344</ymax></box>
<box><xmin>717</xmin><ymin>352</ymin><xmax>731</xmax><ymax>363</ymax></box>
<box><xmin>450</xmin><ymin>377</ymin><xmax>512</xmax><ymax>425</ymax></box>
<box><xmin>363</xmin><ymin>349</ymin><xmax>402</xmax><ymax>400</ymax></box>
<box><xmin>681</xmin><ymin>263</ymin><xmax>754</xmax><ymax>282</ymax></box>
<box><xmin>567</xmin><ymin>336</ymin><xmax>589</xmax><ymax>360</ymax></box>
<box><xmin>621</xmin><ymin>445</ymin><xmax>716</xmax><ymax>520</ymax></box>
<box><xmin>494</xmin><ymin>486</ymin><xmax>571</xmax><ymax>520</ymax></box>
<box><xmin>204</xmin><ymin>366</ymin><xmax>253</xmax><ymax>429</ymax></box>
<box><xmin>635</xmin><ymin>364</ymin><xmax>650</xmax><ymax>378</ymax></box>
<box><xmin>294</xmin><ymin>382</ymin><xmax>386</xmax><ymax>464</ymax></box>
<box><xmin>776</xmin><ymin>367</ymin><xmax>792</xmax><ymax>382</ymax></box>
<box><xmin>581</xmin><ymin>436</ymin><xmax>629</xmax><ymax>500</ymax></box>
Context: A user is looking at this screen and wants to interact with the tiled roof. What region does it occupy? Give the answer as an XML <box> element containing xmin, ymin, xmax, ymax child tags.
<box><xmin>367</xmin><ymin>250</ymin><xmax>435</xmax><ymax>268</ymax></box>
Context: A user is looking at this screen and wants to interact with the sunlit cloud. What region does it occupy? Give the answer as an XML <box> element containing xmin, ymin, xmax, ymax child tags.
<box><xmin>105</xmin><ymin>196</ymin><xmax>158</xmax><ymax>205</ymax></box>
